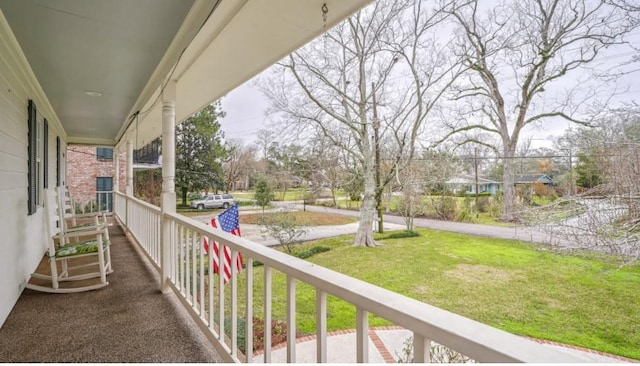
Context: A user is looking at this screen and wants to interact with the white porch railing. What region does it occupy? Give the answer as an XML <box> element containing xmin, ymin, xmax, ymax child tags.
<box><xmin>113</xmin><ymin>192</ymin><xmax>583</xmax><ymax>363</ymax></box>
<box><xmin>74</xmin><ymin>190</ymin><xmax>114</xmax><ymax>214</ymax></box>
<box><xmin>120</xmin><ymin>193</ymin><xmax>162</xmax><ymax>267</ymax></box>
<box><xmin>114</xmin><ymin>191</ymin><xmax>126</xmax><ymax>224</ymax></box>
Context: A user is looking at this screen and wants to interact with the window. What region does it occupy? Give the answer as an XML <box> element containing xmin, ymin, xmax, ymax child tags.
<box><xmin>96</xmin><ymin>147</ymin><xmax>113</xmax><ymax>160</ymax></box>
<box><xmin>96</xmin><ymin>177</ymin><xmax>113</xmax><ymax>211</ymax></box>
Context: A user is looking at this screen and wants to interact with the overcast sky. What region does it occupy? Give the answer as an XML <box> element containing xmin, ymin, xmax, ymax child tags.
<box><xmin>219</xmin><ymin>24</ymin><xmax>640</xmax><ymax>152</ymax></box>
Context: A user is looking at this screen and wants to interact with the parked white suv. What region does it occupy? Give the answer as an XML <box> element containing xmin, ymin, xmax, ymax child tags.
<box><xmin>190</xmin><ymin>194</ymin><xmax>234</xmax><ymax>210</ymax></box>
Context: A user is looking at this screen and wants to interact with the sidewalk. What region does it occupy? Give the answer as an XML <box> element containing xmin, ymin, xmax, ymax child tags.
<box><xmin>250</xmin><ymin>326</ymin><xmax>635</xmax><ymax>363</ymax></box>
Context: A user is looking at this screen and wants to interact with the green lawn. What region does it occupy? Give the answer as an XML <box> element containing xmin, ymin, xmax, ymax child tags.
<box><xmin>233</xmin><ymin>230</ymin><xmax>640</xmax><ymax>359</ymax></box>
<box><xmin>231</xmin><ymin>188</ymin><xmax>308</xmax><ymax>202</ymax></box>
<box><xmin>229</xmin><ymin>191</ymin><xmax>255</xmax><ymax>199</ymax></box>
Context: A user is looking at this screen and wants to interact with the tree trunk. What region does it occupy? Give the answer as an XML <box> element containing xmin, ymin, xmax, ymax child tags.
<box><xmin>331</xmin><ymin>184</ymin><xmax>337</xmax><ymax>207</ymax></box>
<box><xmin>354</xmin><ymin>193</ymin><xmax>376</xmax><ymax>246</ymax></box>
<box><xmin>225</xmin><ymin>178</ymin><xmax>232</xmax><ymax>193</ymax></box>
<box><xmin>354</xmin><ymin>159</ymin><xmax>377</xmax><ymax>247</ymax></box>
<box><xmin>501</xmin><ymin>145</ymin><xmax>517</xmax><ymax>221</ymax></box>
<box><xmin>181</xmin><ymin>187</ymin><xmax>188</xmax><ymax>207</ymax></box>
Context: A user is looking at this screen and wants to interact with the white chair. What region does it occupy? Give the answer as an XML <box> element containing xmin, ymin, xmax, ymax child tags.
<box><xmin>25</xmin><ymin>188</ymin><xmax>112</xmax><ymax>293</ymax></box>
<box><xmin>56</xmin><ymin>186</ymin><xmax>108</xmax><ymax>235</ymax></box>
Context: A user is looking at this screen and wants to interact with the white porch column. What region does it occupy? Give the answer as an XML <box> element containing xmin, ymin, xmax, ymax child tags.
<box><xmin>160</xmin><ymin>80</ymin><xmax>177</xmax><ymax>293</ymax></box>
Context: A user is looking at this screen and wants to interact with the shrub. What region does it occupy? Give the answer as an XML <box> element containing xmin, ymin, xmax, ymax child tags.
<box><xmin>431</xmin><ymin>196</ymin><xmax>458</xmax><ymax>221</ymax></box>
<box><xmin>294</xmin><ymin>246</ymin><xmax>331</xmax><ymax>259</ymax></box>
<box><xmin>489</xmin><ymin>203</ymin><xmax>502</xmax><ymax>218</ymax></box>
<box><xmin>384</xmin><ymin>230</ymin><xmax>420</xmax><ymax>239</ymax></box>
<box><xmin>533</xmin><ymin>182</ymin><xmax>550</xmax><ymax>196</ymax></box>
<box><xmin>251</xmin><ymin>317</ymin><xmax>304</xmax><ymax>353</ymax></box>
<box><xmin>396</xmin><ymin>336</ymin><xmax>475</xmax><ymax>363</ymax></box>
<box><xmin>258</xmin><ymin>211</ymin><xmax>308</xmax><ymax>254</ymax></box>
<box><xmin>252</xmin><ymin>246</ymin><xmax>331</xmax><ymax>266</ymax></box>
<box><xmin>476</xmin><ymin>196</ymin><xmax>491</xmax><ymax>213</ymax></box>
<box><xmin>302</xmin><ymin>191</ymin><xmax>318</xmax><ymax>205</ymax></box>
<box><xmin>456</xmin><ymin>209</ymin><xmax>477</xmax><ymax>223</ymax></box>
<box><xmin>516</xmin><ymin>185</ymin><xmax>532</xmax><ymax>204</ymax></box>
<box><xmin>254</xmin><ymin>179</ymin><xmax>273</xmax><ymax>212</ymax></box>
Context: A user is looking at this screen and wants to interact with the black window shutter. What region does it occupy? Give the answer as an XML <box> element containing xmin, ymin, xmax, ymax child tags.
<box><xmin>43</xmin><ymin>119</ymin><xmax>48</xmax><ymax>188</ymax></box>
<box><xmin>56</xmin><ymin>136</ymin><xmax>61</xmax><ymax>186</ymax></box>
<box><xmin>27</xmin><ymin>100</ymin><xmax>37</xmax><ymax>215</ymax></box>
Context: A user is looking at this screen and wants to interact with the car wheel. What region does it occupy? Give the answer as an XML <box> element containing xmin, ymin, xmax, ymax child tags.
<box><xmin>222</xmin><ymin>202</ymin><xmax>229</xmax><ymax>209</ymax></box>
<box><xmin>197</xmin><ymin>204</ymin><xmax>204</xmax><ymax>210</ymax></box>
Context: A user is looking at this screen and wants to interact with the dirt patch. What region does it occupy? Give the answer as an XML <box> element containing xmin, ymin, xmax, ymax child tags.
<box><xmin>252</xmin><ymin>317</ymin><xmax>305</xmax><ymax>352</ymax></box>
<box><xmin>446</xmin><ymin>264</ymin><xmax>519</xmax><ymax>283</ymax></box>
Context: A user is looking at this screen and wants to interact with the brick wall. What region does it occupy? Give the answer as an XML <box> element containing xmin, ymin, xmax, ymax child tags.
<box><xmin>66</xmin><ymin>145</ymin><xmax>126</xmax><ymax>206</ymax></box>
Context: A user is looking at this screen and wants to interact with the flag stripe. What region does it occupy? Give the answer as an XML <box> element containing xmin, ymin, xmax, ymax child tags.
<box><xmin>202</xmin><ymin>204</ymin><xmax>243</xmax><ymax>284</ymax></box>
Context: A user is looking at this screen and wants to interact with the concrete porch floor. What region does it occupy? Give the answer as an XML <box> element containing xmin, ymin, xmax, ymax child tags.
<box><xmin>0</xmin><ymin>219</ymin><xmax>222</xmax><ymax>362</ymax></box>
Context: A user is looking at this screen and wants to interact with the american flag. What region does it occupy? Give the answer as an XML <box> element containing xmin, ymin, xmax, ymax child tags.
<box><xmin>203</xmin><ymin>204</ymin><xmax>243</xmax><ymax>283</ymax></box>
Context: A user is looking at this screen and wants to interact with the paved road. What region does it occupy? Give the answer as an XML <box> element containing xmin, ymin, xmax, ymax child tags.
<box><xmin>193</xmin><ymin>202</ymin><xmax>573</xmax><ymax>247</ymax></box>
<box><xmin>274</xmin><ymin>202</ymin><xmax>573</xmax><ymax>247</ymax></box>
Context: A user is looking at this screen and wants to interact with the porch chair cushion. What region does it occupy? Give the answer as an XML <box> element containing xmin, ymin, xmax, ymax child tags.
<box><xmin>56</xmin><ymin>240</ymin><xmax>110</xmax><ymax>258</ymax></box>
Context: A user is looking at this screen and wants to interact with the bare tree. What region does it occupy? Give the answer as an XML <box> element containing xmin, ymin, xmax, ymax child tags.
<box><xmin>259</xmin><ymin>208</ymin><xmax>309</xmax><ymax>254</ymax></box>
<box><xmin>397</xmin><ymin>162</ymin><xmax>427</xmax><ymax>232</ymax></box>
<box><xmin>262</xmin><ymin>0</ymin><xmax>463</xmax><ymax>246</ymax></box>
<box><xmin>440</xmin><ymin>0</ymin><xmax>637</xmax><ymax>221</ymax></box>
<box><xmin>255</xmin><ymin>129</ymin><xmax>276</xmax><ymax>160</ymax></box>
<box><xmin>223</xmin><ymin>139</ymin><xmax>258</xmax><ymax>192</ymax></box>
<box><xmin>526</xmin><ymin>107</ymin><xmax>640</xmax><ymax>257</ymax></box>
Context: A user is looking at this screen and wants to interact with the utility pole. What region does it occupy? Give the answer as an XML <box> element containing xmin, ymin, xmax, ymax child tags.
<box><xmin>474</xmin><ymin>147</ymin><xmax>479</xmax><ymax>215</ymax></box>
<box><xmin>372</xmin><ymin>82</ymin><xmax>383</xmax><ymax>233</ymax></box>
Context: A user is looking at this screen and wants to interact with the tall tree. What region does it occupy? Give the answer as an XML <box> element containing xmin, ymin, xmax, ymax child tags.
<box><xmin>262</xmin><ymin>0</ymin><xmax>463</xmax><ymax>246</ymax></box>
<box><xmin>223</xmin><ymin>139</ymin><xmax>258</xmax><ymax>192</ymax></box>
<box><xmin>441</xmin><ymin>0</ymin><xmax>637</xmax><ymax>221</ymax></box>
<box><xmin>175</xmin><ymin>102</ymin><xmax>227</xmax><ymax>205</ymax></box>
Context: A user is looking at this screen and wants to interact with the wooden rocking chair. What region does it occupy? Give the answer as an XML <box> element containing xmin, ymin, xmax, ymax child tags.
<box><xmin>56</xmin><ymin>186</ymin><xmax>108</xmax><ymax>234</ymax></box>
<box><xmin>25</xmin><ymin>188</ymin><xmax>112</xmax><ymax>293</ymax></box>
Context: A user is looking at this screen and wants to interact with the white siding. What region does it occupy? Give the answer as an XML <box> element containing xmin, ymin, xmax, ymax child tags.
<box><xmin>0</xmin><ymin>12</ymin><xmax>66</xmax><ymax>326</ymax></box>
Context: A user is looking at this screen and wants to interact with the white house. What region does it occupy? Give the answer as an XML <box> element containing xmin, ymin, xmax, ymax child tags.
<box><xmin>446</xmin><ymin>175</ymin><xmax>503</xmax><ymax>195</ymax></box>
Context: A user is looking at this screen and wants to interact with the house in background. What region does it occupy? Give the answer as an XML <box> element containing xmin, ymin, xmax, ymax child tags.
<box><xmin>66</xmin><ymin>145</ymin><xmax>126</xmax><ymax>211</ymax></box>
<box><xmin>446</xmin><ymin>175</ymin><xmax>503</xmax><ymax>195</ymax></box>
<box><xmin>515</xmin><ymin>174</ymin><xmax>554</xmax><ymax>186</ymax></box>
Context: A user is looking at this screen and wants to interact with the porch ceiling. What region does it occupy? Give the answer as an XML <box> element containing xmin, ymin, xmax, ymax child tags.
<box><xmin>0</xmin><ymin>0</ymin><xmax>371</xmax><ymax>147</ymax></box>
<box><xmin>0</xmin><ymin>0</ymin><xmax>197</xmax><ymax>144</ymax></box>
